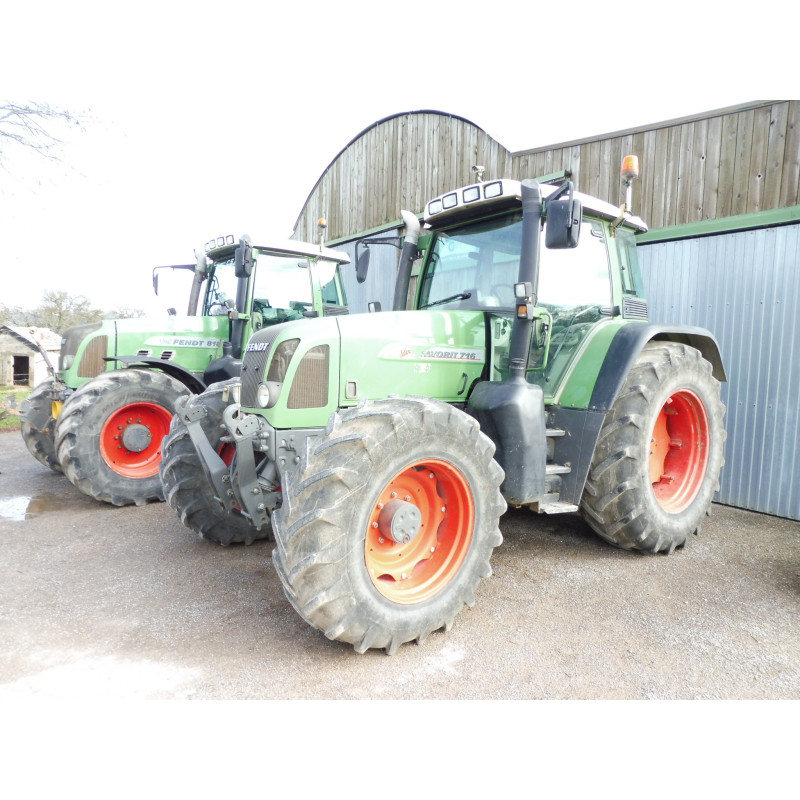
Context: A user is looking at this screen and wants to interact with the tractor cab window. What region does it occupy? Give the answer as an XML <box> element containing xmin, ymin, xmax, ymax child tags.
<box><xmin>317</xmin><ymin>258</ymin><xmax>348</xmax><ymax>309</ymax></box>
<box><xmin>616</xmin><ymin>227</ymin><xmax>645</xmax><ymax>297</ymax></box>
<box><xmin>529</xmin><ymin>218</ymin><xmax>612</xmax><ymax>394</ymax></box>
<box><xmin>203</xmin><ymin>257</ymin><xmax>238</xmax><ymax>316</ymax></box>
<box><xmin>250</xmin><ymin>253</ymin><xmax>317</xmax><ymax>325</ymax></box>
<box><xmin>418</xmin><ymin>214</ymin><xmax>522</xmax><ymax>311</ymax></box>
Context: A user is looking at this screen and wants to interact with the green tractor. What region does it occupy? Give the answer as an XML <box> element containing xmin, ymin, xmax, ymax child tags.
<box><xmin>20</xmin><ymin>232</ymin><xmax>351</xmax><ymax>507</ymax></box>
<box><xmin>162</xmin><ymin>161</ymin><xmax>726</xmax><ymax>653</ymax></box>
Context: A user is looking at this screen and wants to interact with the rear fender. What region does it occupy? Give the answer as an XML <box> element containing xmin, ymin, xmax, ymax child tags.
<box><xmin>588</xmin><ymin>323</ymin><xmax>726</xmax><ymax>414</ymax></box>
<box><xmin>553</xmin><ymin>323</ymin><xmax>726</xmax><ymax>505</ymax></box>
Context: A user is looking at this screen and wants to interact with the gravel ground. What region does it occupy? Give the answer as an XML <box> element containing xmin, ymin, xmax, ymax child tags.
<box><xmin>1</xmin><ymin>426</ymin><xmax>799</xmax><ymax>700</ymax></box>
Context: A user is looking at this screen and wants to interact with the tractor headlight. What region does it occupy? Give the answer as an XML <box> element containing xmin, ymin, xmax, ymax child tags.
<box><xmin>256</xmin><ymin>382</ymin><xmax>270</xmax><ymax>408</ymax></box>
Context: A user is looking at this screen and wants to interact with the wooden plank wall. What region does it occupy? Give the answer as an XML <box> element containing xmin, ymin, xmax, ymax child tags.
<box><xmin>294</xmin><ymin>102</ymin><xmax>800</xmax><ymax>241</ymax></box>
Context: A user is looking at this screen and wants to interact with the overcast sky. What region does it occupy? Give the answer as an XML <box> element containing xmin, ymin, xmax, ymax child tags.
<box><xmin>2</xmin><ymin>0</ymin><xmax>793</xmax><ymax>316</ymax></box>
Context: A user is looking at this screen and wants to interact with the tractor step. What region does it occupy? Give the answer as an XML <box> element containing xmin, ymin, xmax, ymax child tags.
<box><xmin>546</xmin><ymin>428</ymin><xmax>565</xmax><ymax>437</ymax></box>
<box><xmin>545</xmin><ymin>464</ymin><xmax>571</xmax><ymax>475</ymax></box>
<box><xmin>538</xmin><ymin>499</ymin><xmax>580</xmax><ymax>514</ymax></box>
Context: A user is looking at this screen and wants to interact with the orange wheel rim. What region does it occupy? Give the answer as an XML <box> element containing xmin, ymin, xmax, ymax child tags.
<box><xmin>99</xmin><ymin>402</ymin><xmax>173</xmax><ymax>478</ymax></box>
<box><xmin>364</xmin><ymin>459</ymin><xmax>474</xmax><ymax>604</ymax></box>
<box><xmin>649</xmin><ymin>389</ymin><xmax>710</xmax><ymax>513</ymax></box>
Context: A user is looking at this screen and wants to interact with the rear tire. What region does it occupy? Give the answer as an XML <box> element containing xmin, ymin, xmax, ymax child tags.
<box><xmin>54</xmin><ymin>369</ymin><xmax>188</xmax><ymax>506</ymax></box>
<box><xmin>580</xmin><ymin>341</ymin><xmax>726</xmax><ymax>553</ymax></box>
<box><xmin>160</xmin><ymin>380</ymin><xmax>273</xmax><ymax>545</ymax></box>
<box><xmin>20</xmin><ymin>378</ymin><xmax>63</xmax><ymax>473</ymax></box>
<box><xmin>272</xmin><ymin>396</ymin><xmax>506</xmax><ymax>654</ymax></box>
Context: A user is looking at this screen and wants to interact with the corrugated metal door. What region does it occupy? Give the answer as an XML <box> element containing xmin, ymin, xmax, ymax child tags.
<box><xmin>639</xmin><ymin>224</ymin><xmax>800</xmax><ymax>520</ymax></box>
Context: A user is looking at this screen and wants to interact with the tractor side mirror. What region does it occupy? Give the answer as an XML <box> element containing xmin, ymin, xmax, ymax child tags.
<box><xmin>355</xmin><ymin>244</ymin><xmax>370</xmax><ymax>284</ymax></box>
<box><xmin>234</xmin><ymin>236</ymin><xmax>254</xmax><ymax>278</ymax></box>
<box><xmin>545</xmin><ymin>183</ymin><xmax>582</xmax><ymax>249</ymax></box>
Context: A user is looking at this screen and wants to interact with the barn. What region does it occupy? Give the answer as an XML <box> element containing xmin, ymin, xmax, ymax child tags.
<box><xmin>291</xmin><ymin>101</ymin><xmax>800</xmax><ymax>520</ymax></box>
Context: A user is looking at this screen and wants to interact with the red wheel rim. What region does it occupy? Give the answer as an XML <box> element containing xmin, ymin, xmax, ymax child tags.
<box><xmin>218</xmin><ymin>443</ymin><xmax>236</xmax><ymax>466</ymax></box>
<box><xmin>649</xmin><ymin>389</ymin><xmax>710</xmax><ymax>513</ymax></box>
<box><xmin>365</xmin><ymin>459</ymin><xmax>474</xmax><ymax>604</ymax></box>
<box><xmin>99</xmin><ymin>402</ymin><xmax>173</xmax><ymax>478</ymax></box>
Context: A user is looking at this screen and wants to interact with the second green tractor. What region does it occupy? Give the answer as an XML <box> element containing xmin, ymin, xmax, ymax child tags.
<box><xmin>20</xmin><ymin>234</ymin><xmax>351</xmax><ymax>510</ymax></box>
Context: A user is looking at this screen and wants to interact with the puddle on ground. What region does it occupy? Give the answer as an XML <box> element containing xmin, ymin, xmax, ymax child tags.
<box><xmin>0</xmin><ymin>491</ymin><xmax>95</xmax><ymax>521</ymax></box>
<box><xmin>0</xmin><ymin>496</ymin><xmax>30</xmax><ymax>521</ymax></box>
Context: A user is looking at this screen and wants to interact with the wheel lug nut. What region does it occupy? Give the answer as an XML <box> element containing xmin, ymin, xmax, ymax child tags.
<box><xmin>371</xmin><ymin>522</ymin><xmax>379</xmax><ymax>528</ymax></box>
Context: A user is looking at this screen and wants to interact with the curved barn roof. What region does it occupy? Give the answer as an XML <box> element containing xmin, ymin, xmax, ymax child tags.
<box><xmin>294</xmin><ymin>110</ymin><xmax>514</xmax><ymax>242</ymax></box>
<box><xmin>293</xmin><ymin>102</ymin><xmax>800</xmax><ymax>242</ymax></box>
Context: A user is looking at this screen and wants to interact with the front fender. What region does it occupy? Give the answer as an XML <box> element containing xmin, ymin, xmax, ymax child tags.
<box><xmin>107</xmin><ymin>357</ymin><xmax>207</xmax><ymax>394</ymax></box>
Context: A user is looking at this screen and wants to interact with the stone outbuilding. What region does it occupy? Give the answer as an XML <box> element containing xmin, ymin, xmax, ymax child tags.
<box><xmin>0</xmin><ymin>326</ymin><xmax>61</xmax><ymax>388</ymax></box>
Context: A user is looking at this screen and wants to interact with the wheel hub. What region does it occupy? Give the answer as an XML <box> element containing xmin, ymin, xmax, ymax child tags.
<box><xmin>379</xmin><ymin>499</ymin><xmax>422</xmax><ymax>544</ymax></box>
<box><xmin>120</xmin><ymin>423</ymin><xmax>153</xmax><ymax>453</ymax></box>
<box><xmin>364</xmin><ymin>459</ymin><xmax>474</xmax><ymax>604</ymax></box>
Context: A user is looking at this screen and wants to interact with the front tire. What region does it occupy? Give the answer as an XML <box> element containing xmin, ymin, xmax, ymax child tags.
<box><xmin>54</xmin><ymin>369</ymin><xmax>188</xmax><ymax>506</ymax></box>
<box><xmin>271</xmin><ymin>397</ymin><xmax>506</xmax><ymax>654</ymax></box>
<box><xmin>580</xmin><ymin>341</ymin><xmax>726</xmax><ymax>553</ymax></box>
<box><xmin>20</xmin><ymin>378</ymin><xmax>64</xmax><ymax>473</ymax></box>
<box><xmin>160</xmin><ymin>380</ymin><xmax>273</xmax><ymax>545</ymax></box>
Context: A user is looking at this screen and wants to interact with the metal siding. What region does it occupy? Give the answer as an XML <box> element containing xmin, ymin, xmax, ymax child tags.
<box><xmin>639</xmin><ymin>223</ymin><xmax>800</xmax><ymax>520</ymax></box>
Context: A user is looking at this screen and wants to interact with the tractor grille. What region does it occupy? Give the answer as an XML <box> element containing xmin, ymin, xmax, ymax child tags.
<box><xmin>77</xmin><ymin>336</ymin><xmax>109</xmax><ymax>378</ymax></box>
<box><xmin>622</xmin><ymin>297</ymin><xmax>649</xmax><ymax>320</ymax></box>
<box><xmin>240</xmin><ymin>325</ymin><xmax>288</xmax><ymax>406</ymax></box>
<box><xmin>287</xmin><ymin>346</ymin><xmax>329</xmax><ymax>409</ymax></box>
<box><xmin>60</xmin><ymin>322</ymin><xmax>102</xmax><ymax>370</ymax></box>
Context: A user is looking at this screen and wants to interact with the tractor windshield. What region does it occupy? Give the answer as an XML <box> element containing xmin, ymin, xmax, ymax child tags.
<box><xmin>418</xmin><ymin>214</ymin><xmax>522</xmax><ymax>311</ymax></box>
<box><xmin>419</xmin><ymin>212</ymin><xmax>611</xmax><ymax>315</ymax></box>
<box><xmin>203</xmin><ymin>253</ymin><xmax>345</xmax><ymax>323</ymax></box>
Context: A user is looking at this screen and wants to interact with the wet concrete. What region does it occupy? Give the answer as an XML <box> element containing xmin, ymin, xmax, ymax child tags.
<box><xmin>1</xmin><ymin>426</ymin><xmax>799</xmax><ymax>700</ymax></box>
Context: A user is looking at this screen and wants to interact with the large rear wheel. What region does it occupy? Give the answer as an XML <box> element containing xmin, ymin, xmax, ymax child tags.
<box><xmin>20</xmin><ymin>378</ymin><xmax>64</xmax><ymax>473</ymax></box>
<box><xmin>581</xmin><ymin>341</ymin><xmax>726</xmax><ymax>553</ymax></box>
<box><xmin>271</xmin><ymin>397</ymin><xmax>506</xmax><ymax>654</ymax></box>
<box><xmin>54</xmin><ymin>369</ymin><xmax>188</xmax><ymax>506</ymax></box>
<box><xmin>160</xmin><ymin>380</ymin><xmax>273</xmax><ymax>545</ymax></box>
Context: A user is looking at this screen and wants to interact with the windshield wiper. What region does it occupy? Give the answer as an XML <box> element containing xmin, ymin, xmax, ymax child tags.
<box><xmin>420</xmin><ymin>291</ymin><xmax>472</xmax><ymax>309</ymax></box>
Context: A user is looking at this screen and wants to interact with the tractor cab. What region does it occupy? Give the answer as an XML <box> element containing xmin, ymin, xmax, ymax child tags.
<box><xmin>415</xmin><ymin>178</ymin><xmax>648</xmax><ymax>400</ymax></box>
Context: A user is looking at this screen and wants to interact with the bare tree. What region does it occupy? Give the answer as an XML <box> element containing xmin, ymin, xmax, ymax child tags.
<box><xmin>109</xmin><ymin>306</ymin><xmax>147</xmax><ymax>319</ymax></box>
<box><xmin>33</xmin><ymin>290</ymin><xmax>104</xmax><ymax>333</ymax></box>
<box><xmin>0</xmin><ymin>101</ymin><xmax>85</xmax><ymax>170</ymax></box>
<box><xmin>0</xmin><ymin>303</ymin><xmax>35</xmax><ymax>327</ymax></box>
